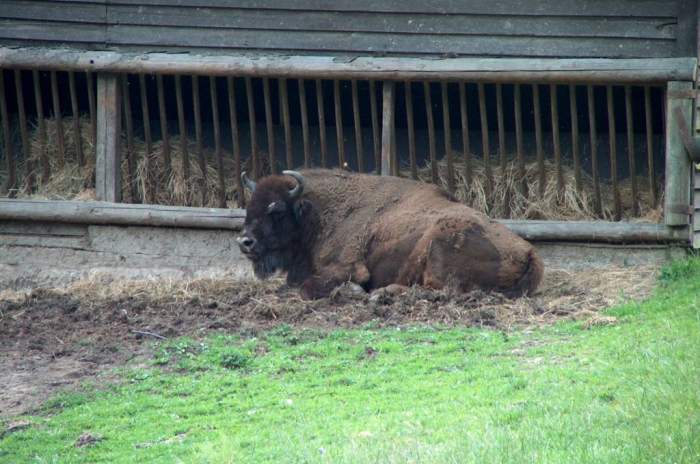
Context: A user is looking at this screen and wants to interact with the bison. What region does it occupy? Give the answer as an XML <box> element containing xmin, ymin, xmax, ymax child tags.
<box><xmin>237</xmin><ymin>169</ymin><xmax>543</xmax><ymax>300</ymax></box>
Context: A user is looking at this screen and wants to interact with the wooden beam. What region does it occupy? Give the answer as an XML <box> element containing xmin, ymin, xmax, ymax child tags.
<box><xmin>380</xmin><ymin>81</ymin><xmax>395</xmax><ymax>176</ymax></box>
<box><xmin>0</xmin><ymin>198</ymin><xmax>687</xmax><ymax>243</ymax></box>
<box><xmin>665</xmin><ymin>81</ymin><xmax>693</xmax><ymax>226</ymax></box>
<box><xmin>0</xmin><ymin>199</ymin><xmax>245</xmax><ymax>230</ymax></box>
<box><xmin>0</xmin><ymin>48</ymin><xmax>695</xmax><ymax>83</ymax></box>
<box><xmin>95</xmin><ymin>73</ymin><xmax>121</xmax><ymax>203</ymax></box>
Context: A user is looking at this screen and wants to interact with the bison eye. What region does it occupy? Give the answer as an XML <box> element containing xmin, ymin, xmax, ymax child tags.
<box><xmin>266</xmin><ymin>201</ymin><xmax>287</xmax><ymax>215</ymax></box>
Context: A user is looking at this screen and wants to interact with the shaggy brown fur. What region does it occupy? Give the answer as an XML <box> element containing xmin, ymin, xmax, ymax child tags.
<box><xmin>241</xmin><ymin>169</ymin><xmax>544</xmax><ymax>299</ymax></box>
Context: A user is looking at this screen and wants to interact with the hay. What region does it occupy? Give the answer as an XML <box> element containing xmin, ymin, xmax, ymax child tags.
<box><xmin>15</xmin><ymin>116</ymin><xmax>246</xmax><ymax>207</ymax></box>
<box><xmin>408</xmin><ymin>156</ymin><xmax>663</xmax><ymax>222</ymax></box>
<box><xmin>9</xmin><ymin>116</ymin><xmax>662</xmax><ymax>221</ymax></box>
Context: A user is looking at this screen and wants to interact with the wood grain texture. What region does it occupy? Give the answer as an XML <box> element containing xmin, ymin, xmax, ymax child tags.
<box><xmin>95</xmin><ymin>73</ymin><xmax>121</xmax><ymax>202</ymax></box>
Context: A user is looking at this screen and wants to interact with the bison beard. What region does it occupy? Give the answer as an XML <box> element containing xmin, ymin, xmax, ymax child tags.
<box><xmin>238</xmin><ymin>169</ymin><xmax>544</xmax><ymax>300</ymax></box>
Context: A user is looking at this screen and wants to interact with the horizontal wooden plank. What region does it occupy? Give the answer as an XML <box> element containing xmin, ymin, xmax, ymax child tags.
<box><xmin>500</xmin><ymin>220</ymin><xmax>689</xmax><ymax>243</ymax></box>
<box><xmin>106</xmin><ymin>0</ymin><xmax>675</xmax><ymax>18</ymax></box>
<box><xmin>0</xmin><ymin>198</ymin><xmax>687</xmax><ymax>243</ymax></box>
<box><xmin>105</xmin><ymin>25</ymin><xmax>675</xmax><ymax>58</ymax></box>
<box><xmin>0</xmin><ymin>0</ymin><xmax>106</xmax><ymax>23</ymax></box>
<box><xmin>0</xmin><ymin>199</ymin><xmax>246</xmax><ymax>230</ymax></box>
<box><xmin>0</xmin><ymin>47</ymin><xmax>695</xmax><ymax>83</ymax></box>
<box><xmin>107</xmin><ymin>6</ymin><xmax>676</xmax><ymax>40</ymax></box>
<box><xmin>0</xmin><ymin>19</ymin><xmax>105</xmax><ymax>43</ymax></box>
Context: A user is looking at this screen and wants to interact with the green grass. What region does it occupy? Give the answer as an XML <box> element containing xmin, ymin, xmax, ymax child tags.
<box><xmin>3</xmin><ymin>259</ymin><xmax>700</xmax><ymax>463</ymax></box>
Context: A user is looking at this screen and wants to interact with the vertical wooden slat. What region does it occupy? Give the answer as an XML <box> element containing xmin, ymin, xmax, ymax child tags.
<box><xmin>351</xmin><ymin>80</ymin><xmax>364</xmax><ymax>172</ymax></box>
<box><xmin>644</xmin><ymin>86</ymin><xmax>657</xmax><ymax>206</ymax></box>
<box><xmin>95</xmin><ymin>73</ymin><xmax>121</xmax><ymax>202</ymax></box>
<box><xmin>298</xmin><ymin>79</ymin><xmax>311</xmax><ymax>168</ymax></box>
<box><xmin>496</xmin><ymin>83</ymin><xmax>506</xmax><ymax>171</ymax></box>
<box><xmin>369</xmin><ymin>80</ymin><xmax>381</xmax><ymax>174</ymax></box>
<box><xmin>316</xmin><ymin>79</ymin><xmax>328</xmax><ymax>168</ymax></box>
<box><xmin>136</xmin><ymin>74</ymin><xmax>149</xmax><ymax>206</ymax></box>
<box><xmin>550</xmin><ymin>84</ymin><xmax>564</xmax><ymax>192</ymax></box>
<box><xmin>587</xmin><ymin>85</ymin><xmax>602</xmax><ymax>215</ymax></box>
<box><xmin>50</xmin><ymin>71</ymin><xmax>65</xmax><ymax>168</ymax></box>
<box><xmin>86</xmin><ymin>71</ymin><xmax>96</xmax><ymax>158</ymax></box>
<box><xmin>174</xmin><ymin>75</ymin><xmax>190</xmax><ymax>193</ymax></box>
<box><xmin>244</xmin><ymin>77</ymin><xmax>259</xmax><ymax>178</ymax></box>
<box><xmin>478</xmin><ymin>83</ymin><xmax>492</xmax><ymax>194</ymax></box>
<box><xmin>210</xmin><ymin>76</ymin><xmax>226</xmax><ymax>208</ymax></box>
<box><xmin>333</xmin><ymin>79</ymin><xmax>345</xmax><ymax>168</ymax></box>
<box><xmin>514</xmin><ymin>84</ymin><xmax>526</xmax><ymax>195</ymax></box>
<box><xmin>424</xmin><ymin>82</ymin><xmax>437</xmax><ymax>183</ymax></box>
<box><xmin>391</xmin><ymin>112</ymin><xmax>398</xmax><ymax>176</ymax></box>
<box><xmin>121</xmin><ymin>75</ymin><xmax>137</xmax><ymax>203</ymax></box>
<box><xmin>441</xmin><ymin>82</ymin><xmax>454</xmax><ymax>193</ymax></box>
<box><xmin>262</xmin><ymin>77</ymin><xmax>276</xmax><ymax>174</ymax></box>
<box><xmin>664</xmin><ymin>81</ymin><xmax>693</xmax><ymax>226</ymax></box>
<box><xmin>156</xmin><ymin>74</ymin><xmax>171</xmax><ymax>178</ymax></box>
<box><xmin>569</xmin><ymin>84</ymin><xmax>582</xmax><ymax>193</ymax></box>
<box><xmin>227</xmin><ymin>76</ymin><xmax>244</xmax><ymax>207</ymax></box>
<box><xmin>533</xmin><ymin>84</ymin><xmax>545</xmax><ymax>196</ymax></box>
<box><xmin>192</xmin><ymin>75</ymin><xmax>208</xmax><ymax>201</ymax></box>
<box><xmin>459</xmin><ymin>82</ymin><xmax>472</xmax><ymax>184</ymax></box>
<box><xmin>14</xmin><ymin>69</ymin><xmax>33</xmax><ymax>191</ymax></box>
<box><xmin>32</xmin><ymin>70</ymin><xmax>49</xmax><ymax>184</ymax></box>
<box><xmin>606</xmin><ymin>85</ymin><xmax>621</xmax><ymax>220</ymax></box>
<box><xmin>279</xmin><ymin>78</ymin><xmax>293</xmax><ymax>170</ymax></box>
<box><xmin>381</xmin><ymin>81</ymin><xmax>395</xmax><ymax>176</ymax></box>
<box><xmin>405</xmin><ymin>80</ymin><xmax>417</xmax><ymax>180</ymax></box>
<box><xmin>624</xmin><ymin>86</ymin><xmax>639</xmax><ymax>215</ymax></box>
<box><xmin>68</xmin><ymin>71</ymin><xmax>84</xmax><ymax>167</ymax></box>
<box><xmin>0</xmin><ymin>71</ymin><xmax>16</xmax><ymax>196</ymax></box>
<box><xmin>138</xmin><ymin>74</ymin><xmax>152</xmax><ymax>155</ymax></box>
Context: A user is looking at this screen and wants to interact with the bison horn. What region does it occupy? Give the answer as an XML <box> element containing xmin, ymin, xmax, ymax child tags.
<box><xmin>283</xmin><ymin>170</ymin><xmax>305</xmax><ymax>198</ymax></box>
<box><xmin>241</xmin><ymin>171</ymin><xmax>256</xmax><ymax>192</ymax></box>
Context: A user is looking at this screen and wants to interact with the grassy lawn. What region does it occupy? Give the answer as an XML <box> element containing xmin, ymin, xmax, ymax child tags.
<box><xmin>2</xmin><ymin>259</ymin><xmax>700</xmax><ymax>463</ymax></box>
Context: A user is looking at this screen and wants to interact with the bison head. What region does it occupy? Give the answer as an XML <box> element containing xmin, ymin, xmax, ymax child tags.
<box><xmin>237</xmin><ymin>170</ymin><xmax>311</xmax><ymax>280</ymax></box>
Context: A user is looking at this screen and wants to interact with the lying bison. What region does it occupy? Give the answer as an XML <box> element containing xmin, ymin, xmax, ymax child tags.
<box><xmin>237</xmin><ymin>169</ymin><xmax>543</xmax><ymax>300</ymax></box>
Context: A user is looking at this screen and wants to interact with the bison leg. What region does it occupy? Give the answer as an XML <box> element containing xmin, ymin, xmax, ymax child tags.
<box><xmin>299</xmin><ymin>262</ymin><xmax>370</xmax><ymax>300</ymax></box>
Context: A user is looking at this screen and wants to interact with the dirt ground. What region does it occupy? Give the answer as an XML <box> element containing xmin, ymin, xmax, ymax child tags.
<box><xmin>0</xmin><ymin>266</ymin><xmax>658</xmax><ymax>418</ymax></box>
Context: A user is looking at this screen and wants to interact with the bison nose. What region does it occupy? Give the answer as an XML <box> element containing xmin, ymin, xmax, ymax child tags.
<box><xmin>237</xmin><ymin>236</ymin><xmax>256</xmax><ymax>253</ymax></box>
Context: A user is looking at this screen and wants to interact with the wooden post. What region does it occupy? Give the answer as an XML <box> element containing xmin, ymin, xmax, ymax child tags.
<box><xmin>32</xmin><ymin>70</ymin><xmax>50</xmax><ymax>184</ymax></box>
<box><xmin>227</xmin><ymin>77</ymin><xmax>244</xmax><ymax>207</ymax></box>
<box><xmin>625</xmin><ymin>86</ymin><xmax>639</xmax><ymax>215</ymax></box>
<box><xmin>665</xmin><ymin>81</ymin><xmax>693</xmax><ymax>226</ymax></box>
<box><xmin>298</xmin><ymin>79</ymin><xmax>311</xmax><ymax>168</ymax></box>
<box><xmin>138</xmin><ymin>74</ymin><xmax>152</xmax><ymax>155</ymax></box>
<box><xmin>533</xmin><ymin>84</ymin><xmax>545</xmax><ymax>196</ymax></box>
<box><xmin>210</xmin><ymin>76</ymin><xmax>226</xmax><ymax>208</ymax></box>
<box><xmin>174</xmin><ymin>75</ymin><xmax>191</xmax><ymax>192</ymax></box>
<box><xmin>380</xmin><ymin>81</ymin><xmax>395</xmax><ymax>176</ymax></box>
<box><xmin>459</xmin><ymin>82</ymin><xmax>472</xmax><ymax>184</ymax></box>
<box><xmin>68</xmin><ymin>71</ymin><xmax>84</xmax><ymax>166</ymax></box>
<box><xmin>551</xmin><ymin>84</ymin><xmax>564</xmax><ymax>192</ymax></box>
<box><xmin>50</xmin><ymin>71</ymin><xmax>66</xmax><ymax>168</ymax></box>
<box><xmin>496</xmin><ymin>83</ymin><xmax>506</xmax><ymax>171</ymax></box>
<box><xmin>0</xmin><ymin>71</ymin><xmax>16</xmax><ymax>196</ymax></box>
<box><xmin>514</xmin><ymin>84</ymin><xmax>526</xmax><ymax>195</ymax></box>
<box><xmin>569</xmin><ymin>84</ymin><xmax>582</xmax><ymax>193</ymax></box>
<box><xmin>96</xmin><ymin>73</ymin><xmax>122</xmax><ymax>202</ymax></box>
<box><xmin>121</xmin><ymin>75</ymin><xmax>137</xmax><ymax>203</ymax></box>
<box><xmin>245</xmin><ymin>77</ymin><xmax>259</xmax><ymax>178</ymax></box>
<box><xmin>333</xmin><ymin>79</ymin><xmax>345</xmax><ymax>168</ymax></box>
<box><xmin>262</xmin><ymin>77</ymin><xmax>276</xmax><ymax>174</ymax></box>
<box><xmin>351</xmin><ymin>80</ymin><xmax>364</xmax><ymax>173</ymax></box>
<box><xmin>405</xmin><ymin>81</ymin><xmax>417</xmax><ymax>180</ymax></box>
<box><xmin>441</xmin><ymin>82</ymin><xmax>454</xmax><ymax>193</ymax></box>
<box><xmin>607</xmin><ymin>85</ymin><xmax>621</xmax><ymax>221</ymax></box>
<box><xmin>644</xmin><ymin>86</ymin><xmax>657</xmax><ymax>206</ymax></box>
<box><xmin>192</xmin><ymin>75</ymin><xmax>208</xmax><ymax>199</ymax></box>
<box><xmin>478</xmin><ymin>83</ymin><xmax>492</xmax><ymax>194</ymax></box>
<box><xmin>86</xmin><ymin>71</ymin><xmax>97</xmax><ymax>158</ymax></box>
<box><xmin>279</xmin><ymin>78</ymin><xmax>293</xmax><ymax>170</ymax></box>
<box><xmin>369</xmin><ymin>80</ymin><xmax>381</xmax><ymax>174</ymax></box>
<box><xmin>587</xmin><ymin>85</ymin><xmax>602</xmax><ymax>215</ymax></box>
<box><xmin>424</xmin><ymin>82</ymin><xmax>437</xmax><ymax>183</ymax></box>
<box><xmin>156</xmin><ymin>74</ymin><xmax>172</xmax><ymax>179</ymax></box>
<box><xmin>315</xmin><ymin>79</ymin><xmax>328</xmax><ymax>168</ymax></box>
<box><xmin>14</xmin><ymin>69</ymin><xmax>33</xmax><ymax>191</ymax></box>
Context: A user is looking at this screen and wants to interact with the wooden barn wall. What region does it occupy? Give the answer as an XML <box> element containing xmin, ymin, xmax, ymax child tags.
<box><xmin>0</xmin><ymin>0</ymin><xmax>696</xmax><ymax>59</ymax></box>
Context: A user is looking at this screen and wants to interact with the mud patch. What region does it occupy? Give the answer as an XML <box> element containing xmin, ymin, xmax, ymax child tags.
<box><xmin>0</xmin><ymin>266</ymin><xmax>657</xmax><ymax>417</ymax></box>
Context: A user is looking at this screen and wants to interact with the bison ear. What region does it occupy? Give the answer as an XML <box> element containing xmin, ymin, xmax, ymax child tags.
<box><xmin>293</xmin><ymin>199</ymin><xmax>311</xmax><ymax>222</ymax></box>
<box><xmin>266</xmin><ymin>201</ymin><xmax>287</xmax><ymax>215</ymax></box>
